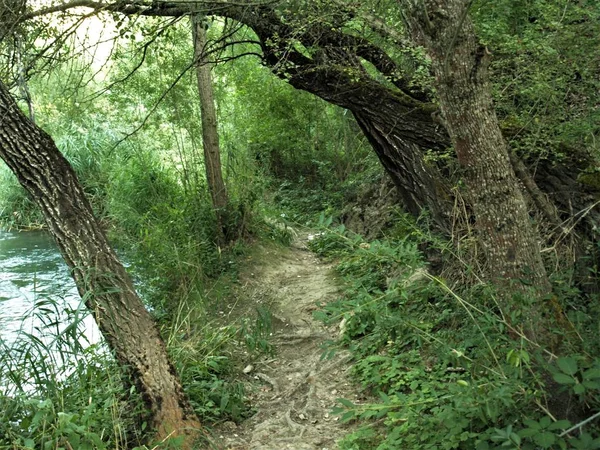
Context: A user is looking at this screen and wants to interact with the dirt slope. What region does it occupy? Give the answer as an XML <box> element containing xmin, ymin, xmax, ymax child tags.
<box><xmin>214</xmin><ymin>234</ymin><xmax>360</xmax><ymax>450</ymax></box>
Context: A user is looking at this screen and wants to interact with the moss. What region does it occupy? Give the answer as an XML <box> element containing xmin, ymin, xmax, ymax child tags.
<box><xmin>500</xmin><ymin>115</ymin><xmax>526</xmax><ymax>139</ymax></box>
<box><xmin>577</xmin><ymin>171</ymin><xmax>600</xmax><ymax>190</ymax></box>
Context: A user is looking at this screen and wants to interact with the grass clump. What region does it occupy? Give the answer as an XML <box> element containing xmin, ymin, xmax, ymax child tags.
<box><xmin>0</xmin><ymin>298</ymin><xmax>147</xmax><ymax>450</ymax></box>
<box><xmin>0</xmin><ymin>286</ymin><xmax>270</xmax><ymax>449</ymax></box>
<box><xmin>309</xmin><ymin>222</ymin><xmax>600</xmax><ymax>450</ymax></box>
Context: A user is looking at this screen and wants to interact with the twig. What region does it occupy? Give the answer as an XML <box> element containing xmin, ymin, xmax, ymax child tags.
<box><xmin>559</xmin><ymin>411</ymin><xmax>600</xmax><ymax>437</ymax></box>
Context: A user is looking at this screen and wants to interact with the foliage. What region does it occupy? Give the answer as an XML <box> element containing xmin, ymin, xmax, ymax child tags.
<box><xmin>168</xmin><ymin>325</ymin><xmax>253</xmax><ymax>423</ymax></box>
<box><xmin>309</xmin><ymin>222</ymin><xmax>600</xmax><ymax>449</ymax></box>
<box><xmin>0</xmin><ymin>286</ymin><xmax>266</xmax><ymax>448</ymax></box>
<box><xmin>0</xmin><ymin>297</ymin><xmax>146</xmax><ymax>450</ymax></box>
<box><xmin>0</xmin><ymin>167</ymin><xmax>43</xmax><ymax>229</ymax></box>
<box><xmin>236</xmin><ymin>306</ymin><xmax>275</xmax><ymax>356</ymax></box>
<box><xmin>1</xmin><ymin>0</ymin><xmax>599</xmax><ymax>446</ymax></box>
<box><xmin>473</xmin><ymin>0</ymin><xmax>600</xmax><ymax>166</ymax></box>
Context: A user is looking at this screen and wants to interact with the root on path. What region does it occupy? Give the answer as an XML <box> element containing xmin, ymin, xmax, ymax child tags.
<box><xmin>214</xmin><ymin>235</ymin><xmax>362</xmax><ymax>450</ymax></box>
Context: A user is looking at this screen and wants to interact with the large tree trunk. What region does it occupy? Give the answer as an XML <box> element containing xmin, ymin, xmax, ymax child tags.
<box><xmin>244</xmin><ymin>10</ymin><xmax>454</xmax><ymax>229</ymax></box>
<box><xmin>0</xmin><ymin>80</ymin><xmax>201</xmax><ymax>447</ymax></box>
<box><xmin>192</xmin><ymin>15</ymin><xmax>230</xmax><ymax>243</ymax></box>
<box><xmin>350</xmin><ymin>93</ymin><xmax>451</xmax><ymax>229</ymax></box>
<box><xmin>15</xmin><ymin>1</ymin><xmax>600</xmax><ymax>262</ymax></box>
<box><xmin>402</xmin><ymin>0</ymin><xmax>550</xmax><ymax>294</ymax></box>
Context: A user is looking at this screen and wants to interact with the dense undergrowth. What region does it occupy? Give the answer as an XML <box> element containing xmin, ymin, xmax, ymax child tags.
<box><xmin>307</xmin><ymin>217</ymin><xmax>600</xmax><ymax>449</ymax></box>
<box><xmin>1</xmin><ymin>3</ymin><xmax>599</xmax><ymax>447</ymax></box>
<box><xmin>0</xmin><ymin>29</ymin><xmax>368</xmax><ymax>447</ymax></box>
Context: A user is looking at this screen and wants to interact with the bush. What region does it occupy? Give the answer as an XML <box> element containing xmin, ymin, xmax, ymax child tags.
<box><xmin>309</xmin><ymin>223</ymin><xmax>600</xmax><ymax>449</ymax></box>
<box><xmin>0</xmin><ymin>298</ymin><xmax>146</xmax><ymax>449</ymax></box>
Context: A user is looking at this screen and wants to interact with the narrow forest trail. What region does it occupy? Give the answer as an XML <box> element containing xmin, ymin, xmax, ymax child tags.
<box><xmin>214</xmin><ymin>233</ymin><xmax>362</xmax><ymax>450</ymax></box>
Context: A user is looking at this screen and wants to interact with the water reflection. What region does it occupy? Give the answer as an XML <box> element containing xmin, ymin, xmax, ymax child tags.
<box><xmin>0</xmin><ymin>230</ymin><xmax>101</xmax><ymax>347</ymax></box>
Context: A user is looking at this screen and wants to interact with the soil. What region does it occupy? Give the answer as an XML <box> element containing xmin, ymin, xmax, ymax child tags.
<box><xmin>212</xmin><ymin>233</ymin><xmax>363</xmax><ymax>450</ymax></box>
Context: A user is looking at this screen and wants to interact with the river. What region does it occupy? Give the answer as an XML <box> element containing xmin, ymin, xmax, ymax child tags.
<box><xmin>0</xmin><ymin>230</ymin><xmax>101</xmax><ymax>347</ymax></box>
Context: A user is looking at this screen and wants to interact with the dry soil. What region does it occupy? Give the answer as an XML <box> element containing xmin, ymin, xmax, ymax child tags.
<box><xmin>214</xmin><ymin>233</ymin><xmax>362</xmax><ymax>450</ymax></box>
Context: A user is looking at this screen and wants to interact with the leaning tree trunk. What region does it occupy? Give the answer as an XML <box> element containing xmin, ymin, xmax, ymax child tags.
<box><xmin>0</xmin><ymin>80</ymin><xmax>201</xmax><ymax>447</ymax></box>
<box><xmin>269</xmin><ymin>53</ymin><xmax>455</xmax><ymax>230</ymax></box>
<box><xmin>192</xmin><ymin>14</ymin><xmax>230</xmax><ymax>243</ymax></box>
<box><xmin>14</xmin><ymin>1</ymin><xmax>600</xmax><ymax>245</ymax></box>
<box><xmin>233</xmin><ymin>4</ymin><xmax>598</xmax><ymax>247</ymax></box>
<box><xmin>402</xmin><ymin>0</ymin><xmax>550</xmax><ymax>296</ymax></box>
<box><xmin>349</xmin><ymin>86</ymin><xmax>452</xmax><ymax>230</ymax></box>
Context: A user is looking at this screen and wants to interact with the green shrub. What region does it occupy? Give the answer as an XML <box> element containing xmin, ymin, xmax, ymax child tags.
<box><xmin>309</xmin><ymin>223</ymin><xmax>600</xmax><ymax>449</ymax></box>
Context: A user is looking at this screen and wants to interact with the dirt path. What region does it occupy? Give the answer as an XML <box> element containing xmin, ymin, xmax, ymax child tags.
<box><xmin>214</xmin><ymin>234</ymin><xmax>359</xmax><ymax>450</ymax></box>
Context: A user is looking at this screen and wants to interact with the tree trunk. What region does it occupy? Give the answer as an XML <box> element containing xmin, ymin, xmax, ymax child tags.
<box><xmin>16</xmin><ymin>1</ymin><xmax>600</xmax><ymax>247</ymax></box>
<box><xmin>262</xmin><ymin>45</ymin><xmax>455</xmax><ymax>229</ymax></box>
<box><xmin>351</xmin><ymin>105</ymin><xmax>451</xmax><ymax>230</ymax></box>
<box><xmin>191</xmin><ymin>15</ymin><xmax>229</xmax><ymax>243</ymax></box>
<box><xmin>402</xmin><ymin>0</ymin><xmax>550</xmax><ymax>294</ymax></box>
<box><xmin>0</xmin><ymin>80</ymin><xmax>201</xmax><ymax>447</ymax></box>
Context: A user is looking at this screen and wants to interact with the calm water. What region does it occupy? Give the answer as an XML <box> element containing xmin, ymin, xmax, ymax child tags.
<box><xmin>0</xmin><ymin>230</ymin><xmax>100</xmax><ymax>346</ymax></box>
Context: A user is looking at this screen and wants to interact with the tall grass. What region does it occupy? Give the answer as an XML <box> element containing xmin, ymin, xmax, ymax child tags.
<box><xmin>0</xmin><ymin>295</ymin><xmax>145</xmax><ymax>450</ymax></box>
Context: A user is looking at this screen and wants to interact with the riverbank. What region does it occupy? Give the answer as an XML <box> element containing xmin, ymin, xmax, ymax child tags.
<box><xmin>0</xmin><ymin>230</ymin><xmax>99</xmax><ymax>346</ymax></box>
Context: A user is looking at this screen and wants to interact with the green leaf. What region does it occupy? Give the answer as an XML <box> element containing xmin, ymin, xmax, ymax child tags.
<box><xmin>378</xmin><ymin>391</ymin><xmax>390</xmax><ymax>402</ymax></box>
<box><xmin>220</xmin><ymin>392</ymin><xmax>230</xmax><ymax>411</ymax></box>
<box><xmin>331</xmin><ymin>406</ymin><xmax>345</xmax><ymax>415</ymax></box>
<box><xmin>519</xmin><ymin>428</ymin><xmax>539</xmax><ymax>438</ymax></box>
<box><xmin>583</xmin><ymin>368</ymin><xmax>600</xmax><ymax>380</ymax></box>
<box><xmin>553</xmin><ymin>372</ymin><xmax>576</xmax><ymax>385</ymax></box>
<box><xmin>573</xmin><ymin>383</ymin><xmax>586</xmax><ymax>395</ymax></box>
<box><xmin>539</xmin><ymin>416</ymin><xmax>552</xmax><ymax>428</ymax></box>
<box><xmin>534</xmin><ymin>431</ymin><xmax>556</xmax><ymax>448</ymax></box>
<box><xmin>341</xmin><ymin>411</ymin><xmax>355</xmax><ymax>423</ymax></box>
<box><xmin>583</xmin><ymin>380</ymin><xmax>600</xmax><ymax>390</ymax></box>
<box><xmin>510</xmin><ymin>432</ymin><xmax>522</xmax><ymax>446</ymax></box>
<box><xmin>548</xmin><ymin>420</ymin><xmax>570</xmax><ymax>431</ymax></box>
<box><xmin>523</xmin><ymin>419</ymin><xmax>542</xmax><ymax>429</ymax></box>
<box><xmin>337</xmin><ymin>397</ymin><xmax>355</xmax><ymax>408</ymax></box>
<box><xmin>557</xmin><ymin>357</ymin><xmax>578</xmax><ymax>375</ymax></box>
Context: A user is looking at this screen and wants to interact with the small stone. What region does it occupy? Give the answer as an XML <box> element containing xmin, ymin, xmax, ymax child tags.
<box><xmin>222</xmin><ymin>421</ymin><xmax>237</xmax><ymax>431</ymax></box>
<box><xmin>243</xmin><ymin>364</ymin><xmax>253</xmax><ymax>374</ymax></box>
<box><xmin>299</xmin><ymin>413</ymin><xmax>306</xmax><ymax>420</ymax></box>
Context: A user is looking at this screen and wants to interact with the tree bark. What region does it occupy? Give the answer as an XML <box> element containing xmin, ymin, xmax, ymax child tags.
<box><xmin>401</xmin><ymin>0</ymin><xmax>550</xmax><ymax>293</ymax></box>
<box><xmin>0</xmin><ymin>80</ymin><xmax>201</xmax><ymax>447</ymax></box>
<box><xmin>18</xmin><ymin>0</ymin><xmax>456</xmax><ymax>229</ymax></box>
<box><xmin>192</xmin><ymin>14</ymin><xmax>230</xmax><ymax>243</ymax></box>
<box><xmin>15</xmin><ymin>0</ymin><xmax>600</xmax><ymax>254</ymax></box>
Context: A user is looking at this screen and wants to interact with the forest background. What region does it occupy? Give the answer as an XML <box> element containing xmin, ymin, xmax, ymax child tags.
<box><xmin>1</xmin><ymin>0</ymin><xmax>600</xmax><ymax>448</ymax></box>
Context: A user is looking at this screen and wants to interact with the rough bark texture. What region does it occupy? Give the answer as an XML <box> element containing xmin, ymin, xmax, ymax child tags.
<box><xmin>15</xmin><ymin>0</ymin><xmax>600</xmax><ymax>257</ymax></box>
<box><xmin>0</xmin><ymin>80</ymin><xmax>201</xmax><ymax>447</ymax></box>
<box><xmin>17</xmin><ymin>0</ymin><xmax>455</xmax><ymax>230</ymax></box>
<box><xmin>192</xmin><ymin>15</ymin><xmax>229</xmax><ymax>242</ymax></box>
<box><xmin>245</xmin><ymin>8</ymin><xmax>454</xmax><ymax>229</ymax></box>
<box><xmin>402</xmin><ymin>0</ymin><xmax>550</xmax><ymax>293</ymax></box>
